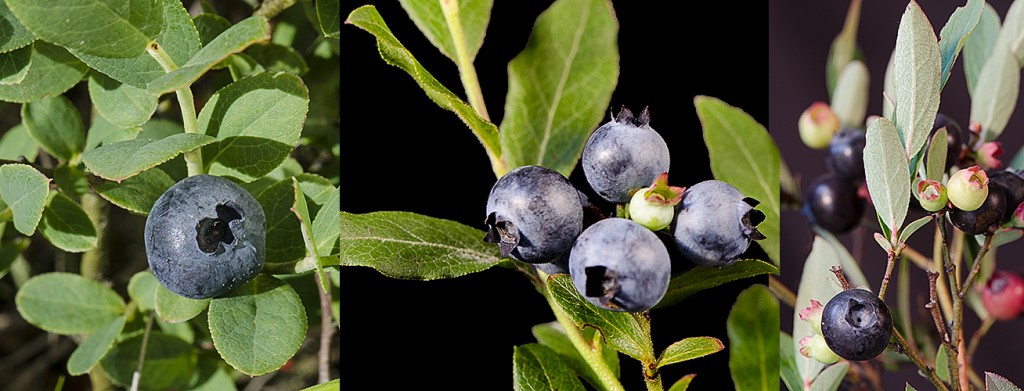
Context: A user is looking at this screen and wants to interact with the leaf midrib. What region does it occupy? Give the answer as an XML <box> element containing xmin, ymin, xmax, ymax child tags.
<box><xmin>535</xmin><ymin>3</ymin><xmax>591</xmax><ymax>166</ymax></box>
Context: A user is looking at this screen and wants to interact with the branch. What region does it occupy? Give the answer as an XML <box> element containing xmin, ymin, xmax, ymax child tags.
<box><xmin>129</xmin><ymin>312</ymin><xmax>155</xmax><ymax>391</ymax></box>
<box><xmin>891</xmin><ymin>327</ymin><xmax>950</xmax><ymax>391</ymax></box>
<box><xmin>314</xmin><ymin>272</ymin><xmax>336</xmax><ymax>383</ymax></box>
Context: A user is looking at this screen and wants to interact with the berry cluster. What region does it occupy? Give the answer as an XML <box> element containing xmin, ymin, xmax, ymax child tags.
<box><xmin>484</xmin><ymin>107</ymin><xmax>766</xmax><ymax>312</ymax></box>
<box><xmin>799</xmin><ymin>104</ymin><xmax>868</xmax><ymax>233</ymax></box>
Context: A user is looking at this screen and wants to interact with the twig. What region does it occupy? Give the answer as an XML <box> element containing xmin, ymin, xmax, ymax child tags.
<box><xmin>959</xmin><ymin>234</ymin><xmax>994</xmax><ymax>298</ymax></box>
<box><xmin>440</xmin><ymin>0</ymin><xmax>491</xmax><ymax>121</ymax></box>
<box><xmin>933</xmin><ymin>225</ymin><xmax>955</xmax><ymax>321</ymax></box>
<box><xmin>967</xmin><ymin>317</ymin><xmax>995</xmax><ymax>358</ymax></box>
<box><xmin>830</xmin><ymin>266</ymin><xmax>850</xmax><ymax>290</ymax></box>
<box><xmin>927</xmin><ymin>271</ymin><xmax>958</xmax><ymax>388</ymax></box>
<box><xmin>878</xmin><ymin>245</ymin><xmax>903</xmax><ymax>299</ymax></box>
<box><xmin>891</xmin><ymin>327</ymin><xmax>950</xmax><ymax>391</ymax></box>
<box><xmin>948</xmin><ymin>233</ymin><xmax>992</xmax><ymax>391</ymax></box>
<box><xmin>768</xmin><ymin>275</ymin><xmax>795</xmax><ymax>308</ymax></box>
<box><xmin>314</xmin><ymin>272</ymin><xmax>336</xmax><ymax>383</ymax></box>
<box><xmin>902</xmin><ymin>245</ymin><xmax>933</xmax><ymax>271</ymax></box>
<box><xmin>130</xmin><ymin>312</ymin><xmax>155</xmax><ymax>391</ymax></box>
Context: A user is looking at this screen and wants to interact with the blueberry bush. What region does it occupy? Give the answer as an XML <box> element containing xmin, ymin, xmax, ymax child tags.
<box><xmin>779</xmin><ymin>0</ymin><xmax>1024</xmax><ymax>389</ymax></box>
<box><xmin>342</xmin><ymin>1</ymin><xmax>780</xmax><ymax>389</ymax></box>
<box><xmin>0</xmin><ymin>0</ymin><xmax>340</xmax><ymax>389</ymax></box>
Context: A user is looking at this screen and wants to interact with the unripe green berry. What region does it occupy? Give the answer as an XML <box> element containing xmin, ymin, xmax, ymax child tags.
<box><xmin>799</xmin><ymin>334</ymin><xmax>840</xmax><ymax>364</ymax></box>
<box><xmin>799</xmin><ymin>102</ymin><xmax>840</xmax><ymax>150</ymax></box>
<box><xmin>627</xmin><ymin>173</ymin><xmax>683</xmax><ymax>231</ymax></box>
<box><xmin>799</xmin><ymin>299</ymin><xmax>825</xmax><ymax>335</ymax></box>
<box><xmin>947</xmin><ymin>166</ymin><xmax>989</xmax><ymax>211</ymax></box>
<box><xmin>917</xmin><ymin>179</ymin><xmax>948</xmax><ymax>212</ymax></box>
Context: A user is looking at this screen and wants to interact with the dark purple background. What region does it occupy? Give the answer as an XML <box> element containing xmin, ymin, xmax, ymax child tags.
<box><xmin>772</xmin><ymin>1</ymin><xmax>1024</xmax><ymax>389</ymax></box>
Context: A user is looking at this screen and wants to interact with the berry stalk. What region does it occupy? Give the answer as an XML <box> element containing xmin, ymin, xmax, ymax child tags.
<box><xmin>147</xmin><ymin>43</ymin><xmax>203</xmax><ymax>177</ymax></box>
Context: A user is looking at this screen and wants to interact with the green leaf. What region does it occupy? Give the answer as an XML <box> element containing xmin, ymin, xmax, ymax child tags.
<box><xmin>245</xmin><ymin>42</ymin><xmax>308</xmax><ymax>74</ymax></box>
<box><xmin>0</xmin><ymin>237</ymin><xmax>29</xmax><ymax>278</ymax></box>
<box><xmin>964</xmin><ymin>4</ymin><xmax>1000</xmax><ymax>95</ymax></box>
<box><xmin>154</xmin><ymin>283</ymin><xmax>209</xmax><ymax>323</ymax></box>
<box><xmin>240</xmin><ymin>157</ymin><xmax>301</xmax><ymax>196</ymax></box>
<box><xmin>936</xmin><ymin>345</ymin><xmax>950</xmax><ymax>382</ymax></box>
<box><xmin>397</xmin><ymin>0</ymin><xmax>491</xmax><ymax>61</ymax></box>
<box><xmin>100</xmin><ymin>332</ymin><xmax>195</xmax><ymax>390</ymax></box>
<box><xmin>338</xmin><ymin>211</ymin><xmax>502</xmax><ymax>280</ymax></box>
<box><xmin>291</xmin><ymin>178</ymin><xmax>326</xmax><ymax>291</ymax></box>
<box><xmin>657</xmin><ymin>260</ymin><xmax>779</xmax><ymax>308</ymax></box>
<box><xmin>83</xmin><ymin>133</ymin><xmax>215</xmax><ymax>181</ymax></box>
<box><xmin>0</xmin><ymin>45</ymin><xmax>31</xmax><ymax>85</ymax></box>
<box><xmin>995</xmin><ymin>0</ymin><xmax>1024</xmax><ymax>64</ymax></box>
<box><xmin>907</xmin><ymin>384</ymin><xmax>918</xmax><ymax>391</ymax></box>
<box><xmin>513</xmin><ymin>343</ymin><xmax>586</xmax><ymax>391</ymax></box>
<box><xmin>6</xmin><ymin>0</ymin><xmax>162</xmax><ymax>58</ymax></box>
<box><xmin>301</xmin><ymin>380</ymin><xmax>340</xmax><ymax>391</ymax></box>
<box><xmin>893</xmin><ymin>1</ymin><xmax>942</xmax><ymax>159</ymax></box>
<box><xmin>147</xmin><ymin>16</ymin><xmax>270</xmax><ymax>95</ymax></box>
<box><xmin>793</xmin><ymin>237</ymin><xmax>844</xmax><ymax>384</ymax></box>
<box><xmin>316</xmin><ymin>0</ymin><xmax>340</xmax><ymax>39</ymax></box>
<box><xmin>813</xmin><ymin>227</ymin><xmax>869</xmax><ymax>288</ymax></box>
<box><xmin>899</xmin><ymin>215</ymin><xmax>933</xmax><ymax>244</ymax></box>
<box><xmin>208</xmin><ymin>275</ymin><xmax>307</xmax><ymax>376</ymax></box>
<box><xmin>198</xmin><ymin>72</ymin><xmax>308</xmax><ymax>182</ymax></box>
<box><xmin>193</xmin><ymin>13</ymin><xmax>231</xmax><ymax>46</ymax></box>
<box><xmin>499</xmin><ymin>0</ymin><xmax>617</xmax><ymax>176</ymax></box>
<box><xmin>311</xmin><ymin>185</ymin><xmax>339</xmax><ymax>256</ymax></box>
<box><xmin>74</xmin><ymin>0</ymin><xmax>200</xmax><ymax>89</ymax></box>
<box><xmin>0</xmin><ymin>1</ymin><xmax>35</xmax><ymax>53</ymax></box>
<box><xmin>156</xmin><ymin>316</ymin><xmax>193</xmax><ymax>344</ymax></box>
<box><xmin>0</xmin><ymin>42</ymin><xmax>88</xmax><ymax>103</ymax></box>
<box><xmin>532</xmin><ymin>322</ymin><xmax>620</xmax><ymax>389</ymax></box>
<box><xmin>780</xmin><ymin>333</ymin><xmax>801</xmax><ymax>391</ymax></box>
<box><xmin>656</xmin><ymin>337</ymin><xmax>724</xmax><ymax>368</ymax></box>
<box><xmin>128</xmin><ymin>271</ymin><xmax>158</xmax><ymax>312</ymax></box>
<box><xmin>667</xmin><ymin>375</ymin><xmax>696</xmax><ymax>391</ymax></box>
<box><xmin>21</xmin><ymin>95</ymin><xmax>85</xmax><ymax>161</ymax></box>
<box><xmin>987</xmin><ymin>373</ymin><xmax>1023</xmax><ymax>391</ymax></box>
<box><xmin>937</xmin><ymin>0</ymin><xmax>983</xmax><ymax>88</ymax></box>
<box><xmin>810</xmin><ymin>362</ymin><xmax>850</xmax><ymax>391</ymax></box>
<box><xmin>66</xmin><ymin>316</ymin><xmax>126</xmax><ymax>375</ymax></box>
<box><xmin>84</xmin><ymin>113</ymin><xmax>140</xmax><ymax>152</ymax></box>
<box><xmin>39</xmin><ymin>192</ymin><xmax>98</xmax><ymax>252</ymax></box>
<box><xmin>258</xmin><ymin>174</ymin><xmax>333</xmax><ymax>267</ymax></box>
<box><xmin>925</xmin><ymin>126</ymin><xmax>948</xmax><ymax>181</ymax></box>
<box><xmin>547</xmin><ymin>274</ymin><xmax>653</xmax><ymax>362</ymax></box>
<box><xmin>0</xmin><ymin>124</ymin><xmax>38</xmax><ymax>161</ymax></box>
<box><xmin>345</xmin><ymin>6</ymin><xmax>500</xmax><ymax>171</ymax></box>
<box><xmin>971</xmin><ymin>47</ymin><xmax>1019</xmax><ymax>142</ymax></box>
<box><xmin>226</xmin><ymin>53</ymin><xmax>264</xmax><ymax>80</ymax></box>
<box><xmin>0</xmin><ymin>164</ymin><xmax>49</xmax><ymax>235</ymax></box>
<box><xmin>727</xmin><ymin>285</ymin><xmax>777</xmax><ymax>391</ymax></box>
<box><xmin>54</xmin><ymin>164</ymin><xmax>87</xmax><ymax>197</ymax></box>
<box><xmin>825</xmin><ymin>0</ymin><xmax>861</xmax><ymax>97</ymax></box>
<box><xmin>187</xmin><ymin>351</ymin><xmax>237</xmax><ymax>391</ymax></box>
<box><xmin>864</xmin><ymin>117</ymin><xmax>911</xmax><ymax>241</ymax></box>
<box><xmin>830</xmin><ymin>61</ymin><xmax>869</xmax><ymax>127</ymax></box>
<box><xmin>91</xmin><ymin>167</ymin><xmax>175</xmax><ymax>215</ymax></box>
<box><xmin>15</xmin><ymin>272</ymin><xmax>125</xmax><ymax>335</ymax></box>
<box><xmin>88</xmin><ymin>72</ymin><xmax>157</xmax><ymax>128</ymax></box>
<box><xmin>695</xmin><ymin>96</ymin><xmax>780</xmax><ymax>263</ymax></box>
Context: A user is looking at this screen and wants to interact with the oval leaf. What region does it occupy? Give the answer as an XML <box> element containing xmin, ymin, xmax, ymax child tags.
<box><xmin>0</xmin><ymin>42</ymin><xmax>88</xmax><ymax>103</ymax></box>
<box><xmin>864</xmin><ymin>117</ymin><xmax>911</xmax><ymax>239</ymax></box>
<box><xmin>987</xmin><ymin>372</ymin><xmax>1024</xmax><ymax>391</ymax></box>
<box><xmin>259</xmin><ymin>174</ymin><xmax>334</xmax><ymax>268</ymax></box>
<box><xmin>154</xmin><ymin>283</ymin><xmax>209</xmax><ymax>323</ymax></box>
<box><xmin>74</xmin><ymin>0</ymin><xmax>200</xmax><ymax>89</ymax></box>
<box><xmin>0</xmin><ymin>45</ymin><xmax>31</xmax><ymax>85</ymax></box>
<box><xmin>825</xmin><ymin>0</ymin><xmax>861</xmax><ymax>97</ymax></box>
<box><xmin>780</xmin><ymin>333</ymin><xmax>802</xmax><ymax>391</ymax></box>
<box><xmin>964</xmin><ymin>4</ymin><xmax>1001</xmax><ymax>95</ymax></box>
<box><xmin>499</xmin><ymin>0</ymin><xmax>618</xmax><ymax>176</ymax></box>
<box><xmin>208</xmin><ymin>275</ymin><xmax>307</xmax><ymax>376</ymax></box>
<box><xmin>83</xmin><ymin>133</ymin><xmax>215</xmax><ymax>181</ymax></box>
<box><xmin>831</xmin><ymin>61</ymin><xmax>869</xmax><ymax>127</ymax></box>
<box><xmin>128</xmin><ymin>271</ymin><xmax>158</xmax><ymax>312</ymax></box>
<box><xmin>91</xmin><ymin>167</ymin><xmax>175</xmax><ymax>215</ymax></box>
<box><xmin>39</xmin><ymin>192</ymin><xmax>98</xmax><ymax>252</ymax></box>
<box><xmin>316</xmin><ymin>0</ymin><xmax>340</xmax><ymax>39</ymax></box>
<box><xmin>925</xmin><ymin>126</ymin><xmax>948</xmax><ymax>181</ymax></box>
<box><xmin>6</xmin><ymin>0</ymin><xmax>163</xmax><ymax>58</ymax></box>
<box><xmin>656</xmin><ymin>337</ymin><xmax>724</xmax><ymax>368</ymax></box>
<box><xmin>0</xmin><ymin>124</ymin><xmax>39</xmax><ymax>161</ymax></box>
<box><xmin>532</xmin><ymin>322</ymin><xmax>620</xmax><ymax>388</ymax></box>
<box><xmin>398</xmin><ymin>0</ymin><xmax>491</xmax><ymax>62</ymax></box>
<box><xmin>971</xmin><ymin>47</ymin><xmax>1019</xmax><ymax>142</ymax></box>
<box><xmin>100</xmin><ymin>332</ymin><xmax>195</xmax><ymax>390</ymax></box>
<box><xmin>88</xmin><ymin>72</ymin><xmax>158</xmax><ymax>128</ymax></box>
<box><xmin>0</xmin><ymin>1</ymin><xmax>34</xmax><ymax>52</ymax></box>
<box><xmin>513</xmin><ymin>343</ymin><xmax>585</xmax><ymax>391</ymax></box>
<box><xmin>657</xmin><ymin>260</ymin><xmax>779</xmax><ymax>308</ymax></box>
<box><xmin>937</xmin><ymin>0</ymin><xmax>984</xmax><ymax>88</ymax></box>
<box><xmin>995</xmin><ymin>0</ymin><xmax>1024</xmax><ymax>64</ymax></box>
<box><xmin>695</xmin><ymin>96</ymin><xmax>780</xmax><ymax>263</ymax></box>
<box><xmin>793</xmin><ymin>237</ymin><xmax>844</xmax><ymax>384</ymax></box>
<box><xmin>893</xmin><ymin>1</ymin><xmax>942</xmax><ymax>159</ymax></box>
<box><xmin>66</xmin><ymin>315</ymin><xmax>126</xmax><ymax>375</ymax></box>
<box><xmin>811</xmin><ymin>362</ymin><xmax>850</xmax><ymax>391</ymax></box>
<box><xmin>15</xmin><ymin>272</ymin><xmax>125</xmax><ymax>335</ymax></box>
<box><xmin>22</xmin><ymin>95</ymin><xmax>85</xmax><ymax>161</ymax></box>
<box><xmin>727</xmin><ymin>285</ymin><xmax>778</xmax><ymax>391</ymax></box>
<box><xmin>0</xmin><ymin>164</ymin><xmax>48</xmax><ymax>235</ymax></box>
<box><xmin>547</xmin><ymin>274</ymin><xmax>653</xmax><ymax>362</ymax></box>
<box><xmin>198</xmin><ymin>72</ymin><xmax>308</xmax><ymax>183</ymax></box>
<box><xmin>312</xmin><ymin>186</ymin><xmax>340</xmax><ymax>256</ymax></box>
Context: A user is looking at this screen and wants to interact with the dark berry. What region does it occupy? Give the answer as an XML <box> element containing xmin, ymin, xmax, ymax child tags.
<box><xmin>949</xmin><ymin>182</ymin><xmax>1007</xmax><ymax>235</ymax></box>
<box><xmin>582</xmin><ymin>107</ymin><xmax>670</xmax><ymax>204</ymax></box>
<box><xmin>804</xmin><ymin>173</ymin><xmax>864</xmax><ymax>234</ymax></box>
<box><xmin>821</xmin><ymin>288</ymin><xmax>893</xmax><ymax>361</ymax></box>
<box><xmin>987</xmin><ymin>169</ymin><xmax>1024</xmax><ymax>221</ymax></box>
<box><xmin>929</xmin><ymin>113</ymin><xmax>964</xmax><ymax>171</ymax></box>
<box><xmin>826</xmin><ymin>127</ymin><xmax>866</xmax><ymax>179</ymax></box>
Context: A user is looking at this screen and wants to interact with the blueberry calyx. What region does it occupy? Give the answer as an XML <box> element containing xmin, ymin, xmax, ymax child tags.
<box><xmin>196</xmin><ymin>204</ymin><xmax>242</xmax><ymax>253</ymax></box>
<box><xmin>615</xmin><ymin>105</ymin><xmax>650</xmax><ymax>127</ymax></box>
<box><xmin>483</xmin><ymin>212</ymin><xmax>520</xmax><ymax>258</ymax></box>
<box><xmin>584</xmin><ymin>265</ymin><xmax>622</xmax><ymax>309</ymax></box>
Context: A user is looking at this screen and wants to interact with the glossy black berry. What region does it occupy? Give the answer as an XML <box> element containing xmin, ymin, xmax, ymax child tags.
<box><xmin>949</xmin><ymin>182</ymin><xmax>1007</xmax><ymax>235</ymax></box>
<box><xmin>804</xmin><ymin>173</ymin><xmax>864</xmax><ymax>234</ymax></box>
<box><xmin>929</xmin><ymin>113</ymin><xmax>964</xmax><ymax>171</ymax></box>
<box><xmin>821</xmin><ymin>289</ymin><xmax>893</xmax><ymax>361</ymax></box>
<box><xmin>988</xmin><ymin>169</ymin><xmax>1024</xmax><ymax>221</ymax></box>
<box><xmin>826</xmin><ymin>127</ymin><xmax>866</xmax><ymax>179</ymax></box>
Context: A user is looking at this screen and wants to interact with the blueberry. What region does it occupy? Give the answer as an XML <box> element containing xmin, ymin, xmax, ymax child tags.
<box><xmin>582</xmin><ymin>107</ymin><xmax>670</xmax><ymax>204</ymax></box>
<box><xmin>535</xmin><ymin>253</ymin><xmax>569</xmax><ymax>275</ymax></box>
<box><xmin>569</xmin><ymin>218</ymin><xmax>671</xmax><ymax>312</ymax></box>
<box><xmin>929</xmin><ymin>113</ymin><xmax>964</xmax><ymax>171</ymax></box>
<box><xmin>803</xmin><ymin>173</ymin><xmax>864</xmax><ymax>234</ymax></box>
<box><xmin>820</xmin><ymin>288</ymin><xmax>893</xmax><ymax>361</ymax></box>
<box><xmin>484</xmin><ymin>165</ymin><xmax>583</xmax><ymax>263</ymax></box>
<box><xmin>983</xmin><ymin>270</ymin><xmax>1024</xmax><ymax>321</ymax></box>
<box><xmin>949</xmin><ymin>181</ymin><xmax>1006</xmax><ymax>235</ymax></box>
<box><xmin>145</xmin><ymin>175</ymin><xmax>266</xmax><ymax>299</ymax></box>
<box><xmin>826</xmin><ymin>127</ymin><xmax>866</xmax><ymax>179</ymax></box>
<box><xmin>987</xmin><ymin>169</ymin><xmax>1024</xmax><ymax>221</ymax></box>
<box><xmin>673</xmin><ymin>180</ymin><xmax>765</xmax><ymax>267</ymax></box>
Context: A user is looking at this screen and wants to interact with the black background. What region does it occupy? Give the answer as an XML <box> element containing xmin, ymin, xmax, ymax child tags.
<box><xmin>772</xmin><ymin>1</ymin><xmax>1024</xmax><ymax>389</ymax></box>
<box><xmin>341</xmin><ymin>1</ymin><xmax>767</xmax><ymax>389</ymax></box>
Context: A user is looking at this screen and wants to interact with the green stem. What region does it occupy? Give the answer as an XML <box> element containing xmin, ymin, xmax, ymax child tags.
<box><xmin>877</xmin><ymin>246</ymin><xmax>901</xmax><ymax>300</ymax></box>
<box><xmin>147</xmin><ymin>44</ymin><xmax>203</xmax><ymax>176</ymax></box>
<box><xmin>79</xmin><ymin>193</ymin><xmax>108</xmax><ymax>280</ymax></box>
<box><xmin>440</xmin><ymin>0</ymin><xmax>490</xmax><ymax>122</ymax></box>
<box><xmin>891</xmin><ymin>327</ymin><xmax>950</xmax><ymax>391</ymax></box>
<box><xmin>129</xmin><ymin>312</ymin><xmax>155</xmax><ymax>391</ymax></box>
<box><xmin>644</xmin><ymin>374</ymin><xmax>663</xmax><ymax>391</ymax></box>
<box><xmin>538</xmin><ymin>270</ymin><xmax>624</xmax><ymax>391</ymax></box>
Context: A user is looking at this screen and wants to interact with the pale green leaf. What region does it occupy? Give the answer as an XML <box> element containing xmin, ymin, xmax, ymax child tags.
<box><xmin>338</xmin><ymin>211</ymin><xmax>502</xmax><ymax>280</ymax></box>
<box><xmin>91</xmin><ymin>167</ymin><xmax>175</xmax><ymax>215</ymax></box>
<box><xmin>0</xmin><ymin>42</ymin><xmax>87</xmax><ymax>103</ymax></box>
<box><xmin>810</xmin><ymin>362</ymin><xmax>850</xmax><ymax>391</ymax></box>
<box><xmin>154</xmin><ymin>283</ymin><xmax>209</xmax><ymax>323</ymax></box>
<box><xmin>936</xmin><ymin>345</ymin><xmax>950</xmax><ymax>382</ymax></box>
<box><xmin>994</xmin><ymin>0</ymin><xmax>1024</xmax><ymax>64</ymax></box>
<box><xmin>971</xmin><ymin>47</ymin><xmax>1019</xmax><ymax>142</ymax></box>
<box><xmin>291</xmin><ymin>178</ymin><xmax>325</xmax><ymax>291</ymax></box>
<box><xmin>127</xmin><ymin>271</ymin><xmax>158</xmax><ymax>312</ymax></box>
<box><xmin>301</xmin><ymin>380</ymin><xmax>340</xmax><ymax>391</ymax></box>
<box><xmin>780</xmin><ymin>333</ymin><xmax>801</xmax><ymax>391</ymax></box>
<box><xmin>39</xmin><ymin>192</ymin><xmax>97</xmax><ymax>253</ymax></box>
<box><xmin>226</xmin><ymin>53</ymin><xmax>263</xmax><ymax>80</ymax></box>
<box><xmin>667</xmin><ymin>375</ymin><xmax>696</xmax><ymax>391</ymax></box>
<box><xmin>0</xmin><ymin>164</ymin><xmax>48</xmax><ymax>235</ymax></box>
<box><xmin>925</xmin><ymin>126</ymin><xmax>948</xmax><ymax>181</ymax></box>
<box><xmin>0</xmin><ymin>237</ymin><xmax>28</xmax><ymax>279</ymax></box>
<box><xmin>831</xmin><ymin>61</ymin><xmax>869</xmax><ymax>127</ymax></box>
<box><xmin>15</xmin><ymin>272</ymin><xmax>125</xmax><ymax>335</ymax></box>
<box><xmin>893</xmin><ymin>1</ymin><xmax>942</xmax><ymax>159</ymax></box>
<box><xmin>88</xmin><ymin>72</ymin><xmax>157</xmax><ymax>128</ymax></box>
<box><xmin>66</xmin><ymin>316</ymin><xmax>126</xmax><ymax>375</ymax></box>
<box><xmin>826</xmin><ymin>0</ymin><xmax>861</xmax><ymax>97</ymax></box>
<box><xmin>84</xmin><ymin>113</ymin><xmax>141</xmax><ymax>152</ymax></box>
<box><xmin>21</xmin><ymin>95</ymin><xmax>84</xmax><ymax>161</ymax></box>
<box><xmin>198</xmin><ymin>72</ymin><xmax>308</xmax><ymax>183</ymax></box>
<box><xmin>83</xmin><ymin>133</ymin><xmax>215</xmax><ymax>181</ymax></box>
<box><xmin>964</xmin><ymin>4</ymin><xmax>1001</xmax><ymax>94</ymax></box>
<box><xmin>0</xmin><ymin>1</ymin><xmax>34</xmax><ymax>52</ymax></box>
<box><xmin>397</xmin><ymin>0</ymin><xmax>491</xmax><ymax>61</ymax></box>
<box><xmin>245</xmin><ymin>43</ymin><xmax>308</xmax><ymax>74</ymax></box>
<box><xmin>813</xmin><ymin>226</ymin><xmax>869</xmax><ymax>288</ymax></box>
<box><xmin>899</xmin><ymin>215</ymin><xmax>933</xmax><ymax>244</ymax></box>
<box><xmin>513</xmin><ymin>343</ymin><xmax>585</xmax><ymax>391</ymax></box>
<box><xmin>208</xmin><ymin>275</ymin><xmax>306</xmax><ymax>376</ymax></box>
<box><xmin>656</xmin><ymin>337</ymin><xmax>724</xmax><ymax>368</ymax></box>
<box><xmin>937</xmin><ymin>0</ymin><xmax>983</xmax><ymax>88</ymax></box>
<box><xmin>311</xmin><ymin>185</ymin><xmax>339</xmax><ymax>256</ymax></box>
<box><xmin>727</xmin><ymin>285</ymin><xmax>777</xmax><ymax>391</ymax></box>
<box><xmin>0</xmin><ymin>124</ymin><xmax>39</xmax><ymax>161</ymax></box>
<box><xmin>0</xmin><ymin>45</ymin><xmax>30</xmax><ymax>85</ymax></box>
<box><xmin>864</xmin><ymin>117</ymin><xmax>911</xmax><ymax>240</ymax></box>
<box><xmin>987</xmin><ymin>373</ymin><xmax>1023</xmax><ymax>391</ymax></box>
<box><xmin>793</xmin><ymin>237</ymin><xmax>844</xmax><ymax>384</ymax></box>
<box><xmin>100</xmin><ymin>332</ymin><xmax>195</xmax><ymax>390</ymax></box>
<box><xmin>657</xmin><ymin>260</ymin><xmax>779</xmax><ymax>308</ymax></box>
<box><xmin>6</xmin><ymin>0</ymin><xmax>163</xmax><ymax>58</ymax></box>
<box><xmin>548</xmin><ymin>274</ymin><xmax>653</xmax><ymax>362</ymax></box>
<box><xmin>695</xmin><ymin>96</ymin><xmax>780</xmax><ymax>263</ymax></box>
<box><xmin>258</xmin><ymin>174</ymin><xmax>333</xmax><ymax>268</ymax></box>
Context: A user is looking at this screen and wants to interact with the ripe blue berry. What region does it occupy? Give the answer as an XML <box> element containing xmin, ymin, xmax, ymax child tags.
<box><xmin>145</xmin><ymin>175</ymin><xmax>266</xmax><ymax>299</ymax></box>
<box><xmin>673</xmin><ymin>180</ymin><xmax>765</xmax><ymax>267</ymax></box>
<box><xmin>987</xmin><ymin>169</ymin><xmax>1024</xmax><ymax>221</ymax></box>
<box><xmin>803</xmin><ymin>173</ymin><xmax>864</xmax><ymax>234</ymax></box>
<box><xmin>582</xmin><ymin>107</ymin><xmax>670</xmax><ymax>204</ymax></box>
<box><xmin>484</xmin><ymin>165</ymin><xmax>583</xmax><ymax>263</ymax></box>
<box><xmin>569</xmin><ymin>218</ymin><xmax>670</xmax><ymax>312</ymax></box>
<box><xmin>826</xmin><ymin>127</ymin><xmax>866</xmax><ymax>180</ymax></box>
<box><xmin>949</xmin><ymin>182</ymin><xmax>1006</xmax><ymax>235</ymax></box>
<box><xmin>821</xmin><ymin>288</ymin><xmax>893</xmax><ymax>361</ymax></box>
